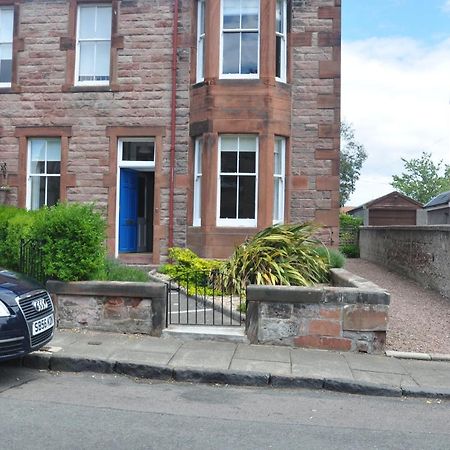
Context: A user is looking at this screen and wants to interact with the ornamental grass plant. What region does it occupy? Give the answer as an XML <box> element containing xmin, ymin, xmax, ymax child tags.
<box><xmin>221</xmin><ymin>223</ymin><xmax>329</xmax><ymax>295</ymax></box>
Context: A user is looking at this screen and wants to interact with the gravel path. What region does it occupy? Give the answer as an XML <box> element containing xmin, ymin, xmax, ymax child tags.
<box><xmin>344</xmin><ymin>259</ymin><xmax>450</xmax><ymax>354</ymax></box>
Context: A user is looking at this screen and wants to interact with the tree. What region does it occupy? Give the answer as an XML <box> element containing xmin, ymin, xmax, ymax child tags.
<box><xmin>391</xmin><ymin>152</ymin><xmax>450</xmax><ymax>204</ymax></box>
<box><xmin>340</xmin><ymin>121</ymin><xmax>368</xmax><ymax>207</ymax></box>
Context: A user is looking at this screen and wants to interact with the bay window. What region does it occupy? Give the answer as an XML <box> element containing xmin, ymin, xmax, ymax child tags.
<box><xmin>196</xmin><ymin>0</ymin><xmax>205</xmax><ymax>82</ymax></box>
<box><xmin>193</xmin><ymin>138</ymin><xmax>203</xmax><ymax>226</ymax></box>
<box><xmin>218</xmin><ymin>135</ymin><xmax>258</xmax><ymax>226</ymax></box>
<box><xmin>273</xmin><ymin>137</ymin><xmax>286</xmax><ymax>223</ymax></box>
<box><xmin>221</xmin><ymin>0</ymin><xmax>259</xmax><ymax>78</ymax></box>
<box><xmin>275</xmin><ymin>0</ymin><xmax>287</xmax><ymax>82</ymax></box>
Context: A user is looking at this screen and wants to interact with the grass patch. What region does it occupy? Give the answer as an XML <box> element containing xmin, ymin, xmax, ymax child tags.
<box><xmin>103</xmin><ymin>258</ymin><xmax>149</xmax><ymax>282</ymax></box>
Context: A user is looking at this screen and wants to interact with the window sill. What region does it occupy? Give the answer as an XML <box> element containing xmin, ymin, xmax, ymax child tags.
<box><xmin>0</xmin><ymin>85</ymin><xmax>21</xmax><ymax>94</ymax></box>
<box><xmin>216</xmin><ymin>223</ymin><xmax>257</xmax><ymax>228</ymax></box>
<box><xmin>220</xmin><ymin>74</ymin><xmax>260</xmax><ymax>80</ymax></box>
<box><xmin>62</xmin><ymin>84</ymin><xmax>119</xmax><ymax>93</ymax></box>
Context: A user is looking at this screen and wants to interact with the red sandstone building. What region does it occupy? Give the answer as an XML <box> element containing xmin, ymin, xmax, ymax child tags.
<box><xmin>0</xmin><ymin>0</ymin><xmax>341</xmax><ymax>264</ymax></box>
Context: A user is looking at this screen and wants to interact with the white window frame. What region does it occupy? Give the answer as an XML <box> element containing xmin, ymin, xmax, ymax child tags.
<box><xmin>115</xmin><ymin>138</ymin><xmax>156</xmax><ymax>257</ymax></box>
<box><xmin>196</xmin><ymin>0</ymin><xmax>205</xmax><ymax>83</ymax></box>
<box><xmin>220</xmin><ymin>0</ymin><xmax>260</xmax><ymax>79</ymax></box>
<box><xmin>74</xmin><ymin>4</ymin><xmax>112</xmax><ymax>87</ymax></box>
<box><xmin>193</xmin><ymin>137</ymin><xmax>203</xmax><ymax>226</ymax></box>
<box><xmin>275</xmin><ymin>0</ymin><xmax>287</xmax><ymax>83</ymax></box>
<box><xmin>217</xmin><ymin>135</ymin><xmax>258</xmax><ymax>227</ymax></box>
<box><xmin>273</xmin><ymin>136</ymin><xmax>286</xmax><ymax>224</ymax></box>
<box><xmin>26</xmin><ymin>138</ymin><xmax>61</xmax><ymax>210</ymax></box>
<box><xmin>0</xmin><ymin>6</ymin><xmax>14</xmax><ymax>88</ymax></box>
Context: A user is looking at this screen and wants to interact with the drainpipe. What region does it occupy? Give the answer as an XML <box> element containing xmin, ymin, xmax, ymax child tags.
<box><xmin>168</xmin><ymin>0</ymin><xmax>179</xmax><ymax>250</ymax></box>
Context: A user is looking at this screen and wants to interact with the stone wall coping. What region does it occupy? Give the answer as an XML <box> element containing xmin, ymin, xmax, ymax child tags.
<box><xmin>330</xmin><ymin>268</ymin><xmax>384</xmax><ymax>290</ymax></box>
<box><xmin>246</xmin><ymin>269</ymin><xmax>389</xmax><ymax>305</ymax></box>
<box><xmin>361</xmin><ymin>225</ymin><xmax>450</xmax><ymax>232</ymax></box>
<box><xmin>47</xmin><ymin>280</ymin><xmax>166</xmax><ymax>298</ymax></box>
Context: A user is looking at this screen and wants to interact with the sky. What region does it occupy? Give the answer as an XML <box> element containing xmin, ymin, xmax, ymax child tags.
<box><xmin>342</xmin><ymin>0</ymin><xmax>450</xmax><ymax>206</ymax></box>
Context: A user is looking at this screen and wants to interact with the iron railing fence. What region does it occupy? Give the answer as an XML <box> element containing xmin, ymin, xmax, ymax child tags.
<box><xmin>166</xmin><ymin>270</ymin><xmax>245</xmax><ymax>327</ymax></box>
<box><xmin>19</xmin><ymin>238</ymin><xmax>45</xmax><ymax>284</ymax></box>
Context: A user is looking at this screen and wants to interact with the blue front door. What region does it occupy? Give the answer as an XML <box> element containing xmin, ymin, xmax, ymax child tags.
<box><xmin>119</xmin><ymin>169</ymin><xmax>138</xmax><ymax>252</ymax></box>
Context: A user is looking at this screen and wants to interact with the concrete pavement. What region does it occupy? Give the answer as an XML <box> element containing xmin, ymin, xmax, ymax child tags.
<box><xmin>21</xmin><ymin>328</ymin><xmax>450</xmax><ymax>399</ymax></box>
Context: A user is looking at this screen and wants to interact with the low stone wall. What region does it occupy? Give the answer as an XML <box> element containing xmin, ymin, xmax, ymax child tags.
<box><xmin>360</xmin><ymin>226</ymin><xmax>450</xmax><ymax>299</ymax></box>
<box><xmin>47</xmin><ymin>281</ymin><xmax>166</xmax><ymax>336</ymax></box>
<box><xmin>246</xmin><ymin>269</ymin><xmax>390</xmax><ymax>353</ymax></box>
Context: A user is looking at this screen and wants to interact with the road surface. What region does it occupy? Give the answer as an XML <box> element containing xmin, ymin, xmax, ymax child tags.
<box><xmin>0</xmin><ymin>363</ymin><xmax>448</xmax><ymax>449</ymax></box>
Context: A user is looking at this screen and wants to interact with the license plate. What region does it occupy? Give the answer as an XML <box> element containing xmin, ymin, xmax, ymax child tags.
<box><xmin>32</xmin><ymin>314</ymin><xmax>54</xmax><ymax>336</ymax></box>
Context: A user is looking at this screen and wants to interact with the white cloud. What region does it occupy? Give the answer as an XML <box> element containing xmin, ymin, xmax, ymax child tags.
<box><xmin>342</xmin><ymin>36</ymin><xmax>450</xmax><ymax>206</ymax></box>
<box><xmin>443</xmin><ymin>0</ymin><xmax>450</xmax><ymax>13</ymax></box>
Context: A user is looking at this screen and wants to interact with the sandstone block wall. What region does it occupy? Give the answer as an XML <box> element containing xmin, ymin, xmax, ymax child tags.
<box><xmin>47</xmin><ymin>281</ymin><xmax>167</xmax><ymax>336</ymax></box>
<box><xmin>290</xmin><ymin>0</ymin><xmax>341</xmax><ymax>245</ymax></box>
<box><xmin>246</xmin><ymin>269</ymin><xmax>390</xmax><ymax>353</ymax></box>
<box><xmin>360</xmin><ymin>226</ymin><xmax>450</xmax><ymax>299</ymax></box>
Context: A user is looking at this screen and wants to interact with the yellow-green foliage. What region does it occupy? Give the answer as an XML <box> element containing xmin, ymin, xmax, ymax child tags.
<box><xmin>159</xmin><ymin>248</ymin><xmax>223</xmax><ymax>295</ymax></box>
<box><xmin>0</xmin><ymin>206</ymin><xmax>36</xmax><ymax>270</ymax></box>
<box><xmin>221</xmin><ymin>223</ymin><xmax>329</xmax><ymax>295</ymax></box>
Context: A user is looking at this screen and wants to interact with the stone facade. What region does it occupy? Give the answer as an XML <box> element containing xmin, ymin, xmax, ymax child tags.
<box><xmin>47</xmin><ymin>280</ymin><xmax>167</xmax><ymax>335</ymax></box>
<box><xmin>0</xmin><ymin>0</ymin><xmax>340</xmax><ymax>262</ymax></box>
<box><xmin>246</xmin><ymin>269</ymin><xmax>390</xmax><ymax>353</ymax></box>
<box><xmin>360</xmin><ymin>226</ymin><xmax>450</xmax><ymax>299</ymax></box>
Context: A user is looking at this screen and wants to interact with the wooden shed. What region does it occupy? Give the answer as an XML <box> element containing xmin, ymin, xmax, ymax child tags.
<box><xmin>348</xmin><ymin>191</ymin><xmax>423</xmax><ymax>226</ymax></box>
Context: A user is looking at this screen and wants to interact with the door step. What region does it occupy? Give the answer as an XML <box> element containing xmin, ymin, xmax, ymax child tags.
<box><xmin>163</xmin><ymin>325</ymin><xmax>249</xmax><ymax>343</ymax></box>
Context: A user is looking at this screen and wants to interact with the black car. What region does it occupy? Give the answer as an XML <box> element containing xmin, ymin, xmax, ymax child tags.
<box><xmin>0</xmin><ymin>269</ymin><xmax>54</xmax><ymax>362</ymax></box>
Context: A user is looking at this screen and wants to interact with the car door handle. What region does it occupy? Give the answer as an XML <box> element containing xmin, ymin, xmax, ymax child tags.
<box><xmin>125</xmin><ymin>219</ymin><xmax>135</xmax><ymax>225</ymax></box>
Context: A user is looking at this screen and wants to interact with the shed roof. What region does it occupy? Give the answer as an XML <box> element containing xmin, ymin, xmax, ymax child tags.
<box><xmin>424</xmin><ymin>190</ymin><xmax>450</xmax><ymax>208</ymax></box>
<box><xmin>347</xmin><ymin>191</ymin><xmax>422</xmax><ymax>214</ymax></box>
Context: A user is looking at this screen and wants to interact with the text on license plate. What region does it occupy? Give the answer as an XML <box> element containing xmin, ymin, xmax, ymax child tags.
<box><xmin>32</xmin><ymin>314</ymin><xmax>54</xmax><ymax>336</ymax></box>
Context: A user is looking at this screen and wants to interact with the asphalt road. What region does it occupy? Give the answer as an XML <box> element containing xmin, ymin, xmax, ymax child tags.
<box><xmin>0</xmin><ymin>363</ymin><xmax>449</xmax><ymax>449</ymax></box>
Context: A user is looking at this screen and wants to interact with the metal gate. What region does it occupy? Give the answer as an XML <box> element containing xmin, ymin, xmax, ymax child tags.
<box><xmin>166</xmin><ymin>271</ymin><xmax>245</xmax><ymax>327</ymax></box>
<box><xmin>19</xmin><ymin>238</ymin><xmax>45</xmax><ymax>284</ymax></box>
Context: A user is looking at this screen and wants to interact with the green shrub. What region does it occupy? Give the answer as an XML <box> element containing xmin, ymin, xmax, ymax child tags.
<box><xmin>0</xmin><ymin>206</ymin><xmax>36</xmax><ymax>270</ymax></box>
<box><xmin>339</xmin><ymin>243</ymin><xmax>360</xmax><ymax>258</ymax></box>
<box><xmin>29</xmin><ymin>203</ymin><xmax>107</xmax><ymax>281</ymax></box>
<box><xmin>103</xmin><ymin>258</ymin><xmax>149</xmax><ymax>282</ymax></box>
<box><xmin>339</xmin><ymin>213</ymin><xmax>363</xmax><ymax>228</ymax></box>
<box><xmin>339</xmin><ymin>213</ymin><xmax>362</xmax><ymax>258</ymax></box>
<box><xmin>313</xmin><ymin>246</ymin><xmax>346</xmax><ymax>269</ymax></box>
<box><xmin>159</xmin><ymin>247</ymin><xmax>223</xmax><ymax>295</ymax></box>
<box><xmin>221</xmin><ymin>223</ymin><xmax>329</xmax><ymax>295</ymax></box>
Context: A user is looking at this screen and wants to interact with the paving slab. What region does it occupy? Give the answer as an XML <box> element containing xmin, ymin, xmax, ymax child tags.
<box><xmin>234</xmin><ymin>344</ymin><xmax>291</xmax><ymax>363</ymax></box>
<box><xmin>176</xmin><ymin>340</ymin><xmax>237</xmax><ymax>352</ymax></box>
<box><xmin>229</xmin><ymin>359</ymin><xmax>291</xmax><ymax>375</ymax></box>
<box><xmin>344</xmin><ymin>353</ymin><xmax>408</xmax><ymax>374</ymax></box>
<box><xmin>399</xmin><ymin>360</ymin><xmax>450</xmax><ymax>389</ymax></box>
<box><xmin>110</xmin><ymin>350</ymin><xmax>174</xmax><ymax>366</ymax></box>
<box><xmin>168</xmin><ymin>347</ymin><xmax>235</xmax><ymax>370</ymax></box>
<box><xmin>351</xmin><ymin>370</ymin><xmax>417</xmax><ymax>387</ymax></box>
<box><xmin>291</xmin><ymin>348</ymin><xmax>353</xmax><ymax>379</ymax></box>
<box><xmin>122</xmin><ymin>337</ymin><xmax>183</xmax><ymax>353</ymax></box>
<box><xmin>52</xmin><ymin>343</ymin><xmax>117</xmax><ymax>360</ymax></box>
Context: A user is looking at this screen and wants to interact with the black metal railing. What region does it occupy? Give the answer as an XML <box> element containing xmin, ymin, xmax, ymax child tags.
<box><xmin>166</xmin><ymin>270</ymin><xmax>245</xmax><ymax>327</ymax></box>
<box><xmin>19</xmin><ymin>238</ymin><xmax>45</xmax><ymax>284</ymax></box>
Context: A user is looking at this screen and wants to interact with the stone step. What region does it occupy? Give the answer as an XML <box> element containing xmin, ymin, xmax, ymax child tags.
<box><xmin>162</xmin><ymin>325</ymin><xmax>249</xmax><ymax>343</ymax></box>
